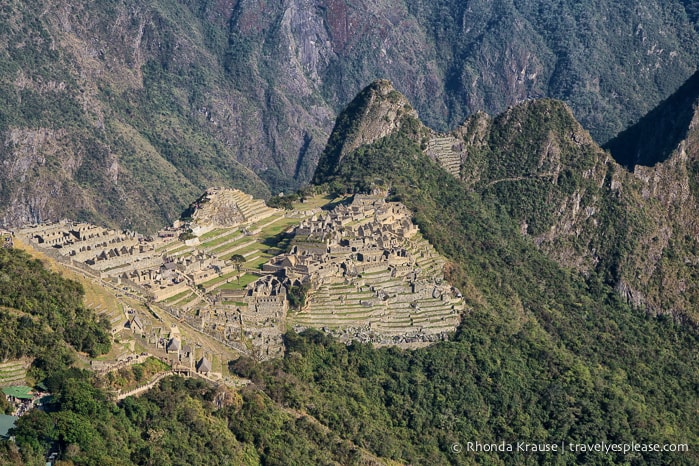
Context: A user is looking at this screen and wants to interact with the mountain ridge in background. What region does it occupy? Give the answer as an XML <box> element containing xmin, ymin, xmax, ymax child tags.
<box><xmin>2</xmin><ymin>0</ymin><xmax>699</xmax><ymax>230</ymax></box>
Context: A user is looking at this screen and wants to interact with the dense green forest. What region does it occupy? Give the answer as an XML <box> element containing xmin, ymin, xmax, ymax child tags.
<box><xmin>0</xmin><ymin>248</ymin><xmax>110</xmax><ymax>372</ymax></box>
<box><xmin>2</xmin><ymin>369</ymin><xmax>393</xmax><ymax>465</ymax></box>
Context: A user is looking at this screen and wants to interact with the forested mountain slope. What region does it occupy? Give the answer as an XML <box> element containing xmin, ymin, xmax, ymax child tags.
<box><xmin>316</xmin><ymin>80</ymin><xmax>699</xmax><ymax>323</ymax></box>
<box><xmin>301</xmin><ymin>80</ymin><xmax>699</xmax><ymax>464</ymax></box>
<box><xmin>2</xmin><ymin>77</ymin><xmax>699</xmax><ymax>466</ymax></box>
<box><xmin>454</xmin><ymin>97</ymin><xmax>699</xmax><ymax>323</ymax></box>
<box><xmin>0</xmin><ymin>247</ymin><xmax>111</xmax><ymax>375</ymax></box>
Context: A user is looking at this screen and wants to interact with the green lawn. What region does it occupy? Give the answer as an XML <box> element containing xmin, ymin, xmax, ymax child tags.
<box><xmin>292</xmin><ymin>194</ymin><xmax>342</xmax><ymax>210</ymax></box>
<box><xmin>246</xmin><ymin>212</ymin><xmax>285</xmax><ymax>229</ymax></box>
<box><xmin>211</xmin><ymin>237</ymin><xmax>255</xmax><ymax>255</ymax></box>
<box><xmin>200</xmin><ymin>270</ymin><xmax>240</xmax><ymax>289</ymax></box>
<box><xmin>166</xmin><ymin>244</ymin><xmax>192</xmax><ymax>255</ymax></box>
<box><xmin>155</xmin><ymin>241</ymin><xmax>179</xmax><ymax>252</ymax></box>
<box><xmin>258</xmin><ymin>217</ymin><xmax>299</xmax><ymax>238</ymax></box>
<box><xmin>232</xmin><ymin>242</ymin><xmax>268</xmax><ymax>257</ymax></box>
<box><xmin>245</xmin><ymin>254</ymin><xmax>273</xmax><ymax>269</ymax></box>
<box><xmin>162</xmin><ymin>289</ymin><xmax>193</xmax><ymax>304</ymax></box>
<box><xmin>178</xmin><ymin>293</ymin><xmax>199</xmax><ymax>306</ymax></box>
<box><xmin>200</xmin><ymin>230</ymin><xmax>243</xmax><ymax>249</ymax></box>
<box><xmin>218</xmin><ymin>274</ymin><xmax>259</xmax><ymax>290</ymax></box>
<box><xmin>198</xmin><ymin>228</ymin><xmax>228</xmax><ymax>241</ymax></box>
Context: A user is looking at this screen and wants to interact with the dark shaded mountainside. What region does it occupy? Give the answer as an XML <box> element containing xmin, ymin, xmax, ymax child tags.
<box><xmin>605</xmin><ymin>69</ymin><xmax>699</xmax><ymax>168</ymax></box>
<box><xmin>316</xmin><ymin>79</ymin><xmax>699</xmax><ymax>324</ymax></box>
<box><xmin>3</xmin><ymin>0</ymin><xmax>699</xmax><ymax>230</ymax></box>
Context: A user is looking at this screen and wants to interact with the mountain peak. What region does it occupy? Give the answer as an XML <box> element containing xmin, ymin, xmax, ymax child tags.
<box><xmin>313</xmin><ymin>80</ymin><xmax>420</xmax><ymax>182</ymax></box>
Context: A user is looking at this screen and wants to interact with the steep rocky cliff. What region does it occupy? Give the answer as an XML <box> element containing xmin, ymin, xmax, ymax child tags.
<box><xmin>616</xmin><ymin>89</ymin><xmax>699</xmax><ymax>320</ymax></box>
<box><xmin>0</xmin><ymin>0</ymin><xmax>272</xmax><ymax>232</ymax></box>
<box><xmin>451</xmin><ymin>99</ymin><xmax>699</xmax><ymax>322</ymax></box>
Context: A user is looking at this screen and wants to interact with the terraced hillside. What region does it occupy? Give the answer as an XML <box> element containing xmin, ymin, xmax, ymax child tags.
<box><xmin>188</xmin><ymin>188</ymin><xmax>280</xmax><ymax>235</ymax></box>
<box><xmin>262</xmin><ymin>192</ymin><xmax>465</xmax><ymax>344</ymax></box>
<box><xmin>424</xmin><ymin>136</ymin><xmax>464</xmax><ymax>178</ymax></box>
<box><xmin>0</xmin><ymin>361</ymin><xmax>28</xmax><ymax>387</ymax></box>
<box><xmin>294</xmin><ymin>234</ymin><xmax>462</xmax><ymax>344</ymax></box>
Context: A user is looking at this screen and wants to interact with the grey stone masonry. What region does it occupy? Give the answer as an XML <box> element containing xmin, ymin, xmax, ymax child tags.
<box><xmin>257</xmin><ymin>192</ymin><xmax>464</xmax><ymax>345</ymax></box>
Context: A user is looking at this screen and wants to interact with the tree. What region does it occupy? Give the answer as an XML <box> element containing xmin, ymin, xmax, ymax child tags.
<box><xmin>296</xmin><ymin>185</ymin><xmax>315</xmax><ymax>203</ymax></box>
<box><xmin>0</xmin><ymin>394</ymin><xmax>10</xmax><ymax>415</ymax></box>
<box><xmin>287</xmin><ymin>283</ymin><xmax>311</xmax><ymax>310</ymax></box>
<box><xmin>230</xmin><ymin>254</ymin><xmax>246</xmax><ymax>283</ymax></box>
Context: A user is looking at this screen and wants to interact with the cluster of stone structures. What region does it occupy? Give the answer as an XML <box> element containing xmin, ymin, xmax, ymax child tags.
<box><xmin>263</xmin><ymin>194</ymin><xmax>417</xmax><ymax>279</ymax></box>
<box><xmin>188</xmin><ymin>187</ymin><xmax>278</xmax><ymax>236</ymax></box>
<box><xmin>119</xmin><ymin>252</ymin><xmax>241</xmax><ymax>302</ymax></box>
<box><xmin>263</xmin><ymin>191</ymin><xmax>464</xmax><ymax>344</ymax></box>
<box><xmin>16</xmin><ymin>188</ymin><xmax>277</xmax><ymax>300</ymax></box>
<box><xmin>105</xmin><ymin>321</ymin><xmax>217</xmax><ymax>378</ymax></box>
<box><xmin>209</xmin><ymin>274</ymin><xmax>288</xmax><ymax>359</ymax></box>
<box><xmin>162</xmin><ymin>325</ymin><xmax>217</xmax><ymax>376</ymax></box>
<box><xmin>16</xmin><ymin>189</ymin><xmax>289</xmax><ymax>359</ymax></box>
<box><xmin>15</xmin><ymin>188</ymin><xmax>464</xmax><ymax>359</ymax></box>
<box><xmin>203</xmin><ymin>190</ymin><xmax>465</xmax><ymax>355</ymax></box>
<box><xmin>18</xmin><ymin>221</ymin><xmax>160</xmax><ymax>277</ymax></box>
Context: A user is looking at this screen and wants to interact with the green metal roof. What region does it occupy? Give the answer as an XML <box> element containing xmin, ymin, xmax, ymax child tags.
<box><xmin>2</xmin><ymin>386</ymin><xmax>33</xmax><ymax>400</ymax></box>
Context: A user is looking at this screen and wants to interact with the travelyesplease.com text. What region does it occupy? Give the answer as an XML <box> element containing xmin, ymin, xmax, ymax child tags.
<box><xmin>451</xmin><ymin>441</ymin><xmax>689</xmax><ymax>455</ymax></box>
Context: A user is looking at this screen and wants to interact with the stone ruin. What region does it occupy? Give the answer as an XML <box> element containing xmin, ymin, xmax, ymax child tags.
<box><xmin>1</xmin><ymin>229</ymin><xmax>13</xmax><ymax>249</ymax></box>
<box><xmin>188</xmin><ymin>187</ymin><xmax>279</xmax><ymax>237</ymax></box>
<box><xmin>16</xmin><ymin>188</ymin><xmax>465</xmax><ymax>359</ymax></box>
<box><xmin>255</xmin><ymin>191</ymin><xmax>464</xmax><ymax>345</ymax></box>
<box><xmin>18</xmin><ymin>221</ymin><xmax>160</xmax><ymax>276</ymax></box>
